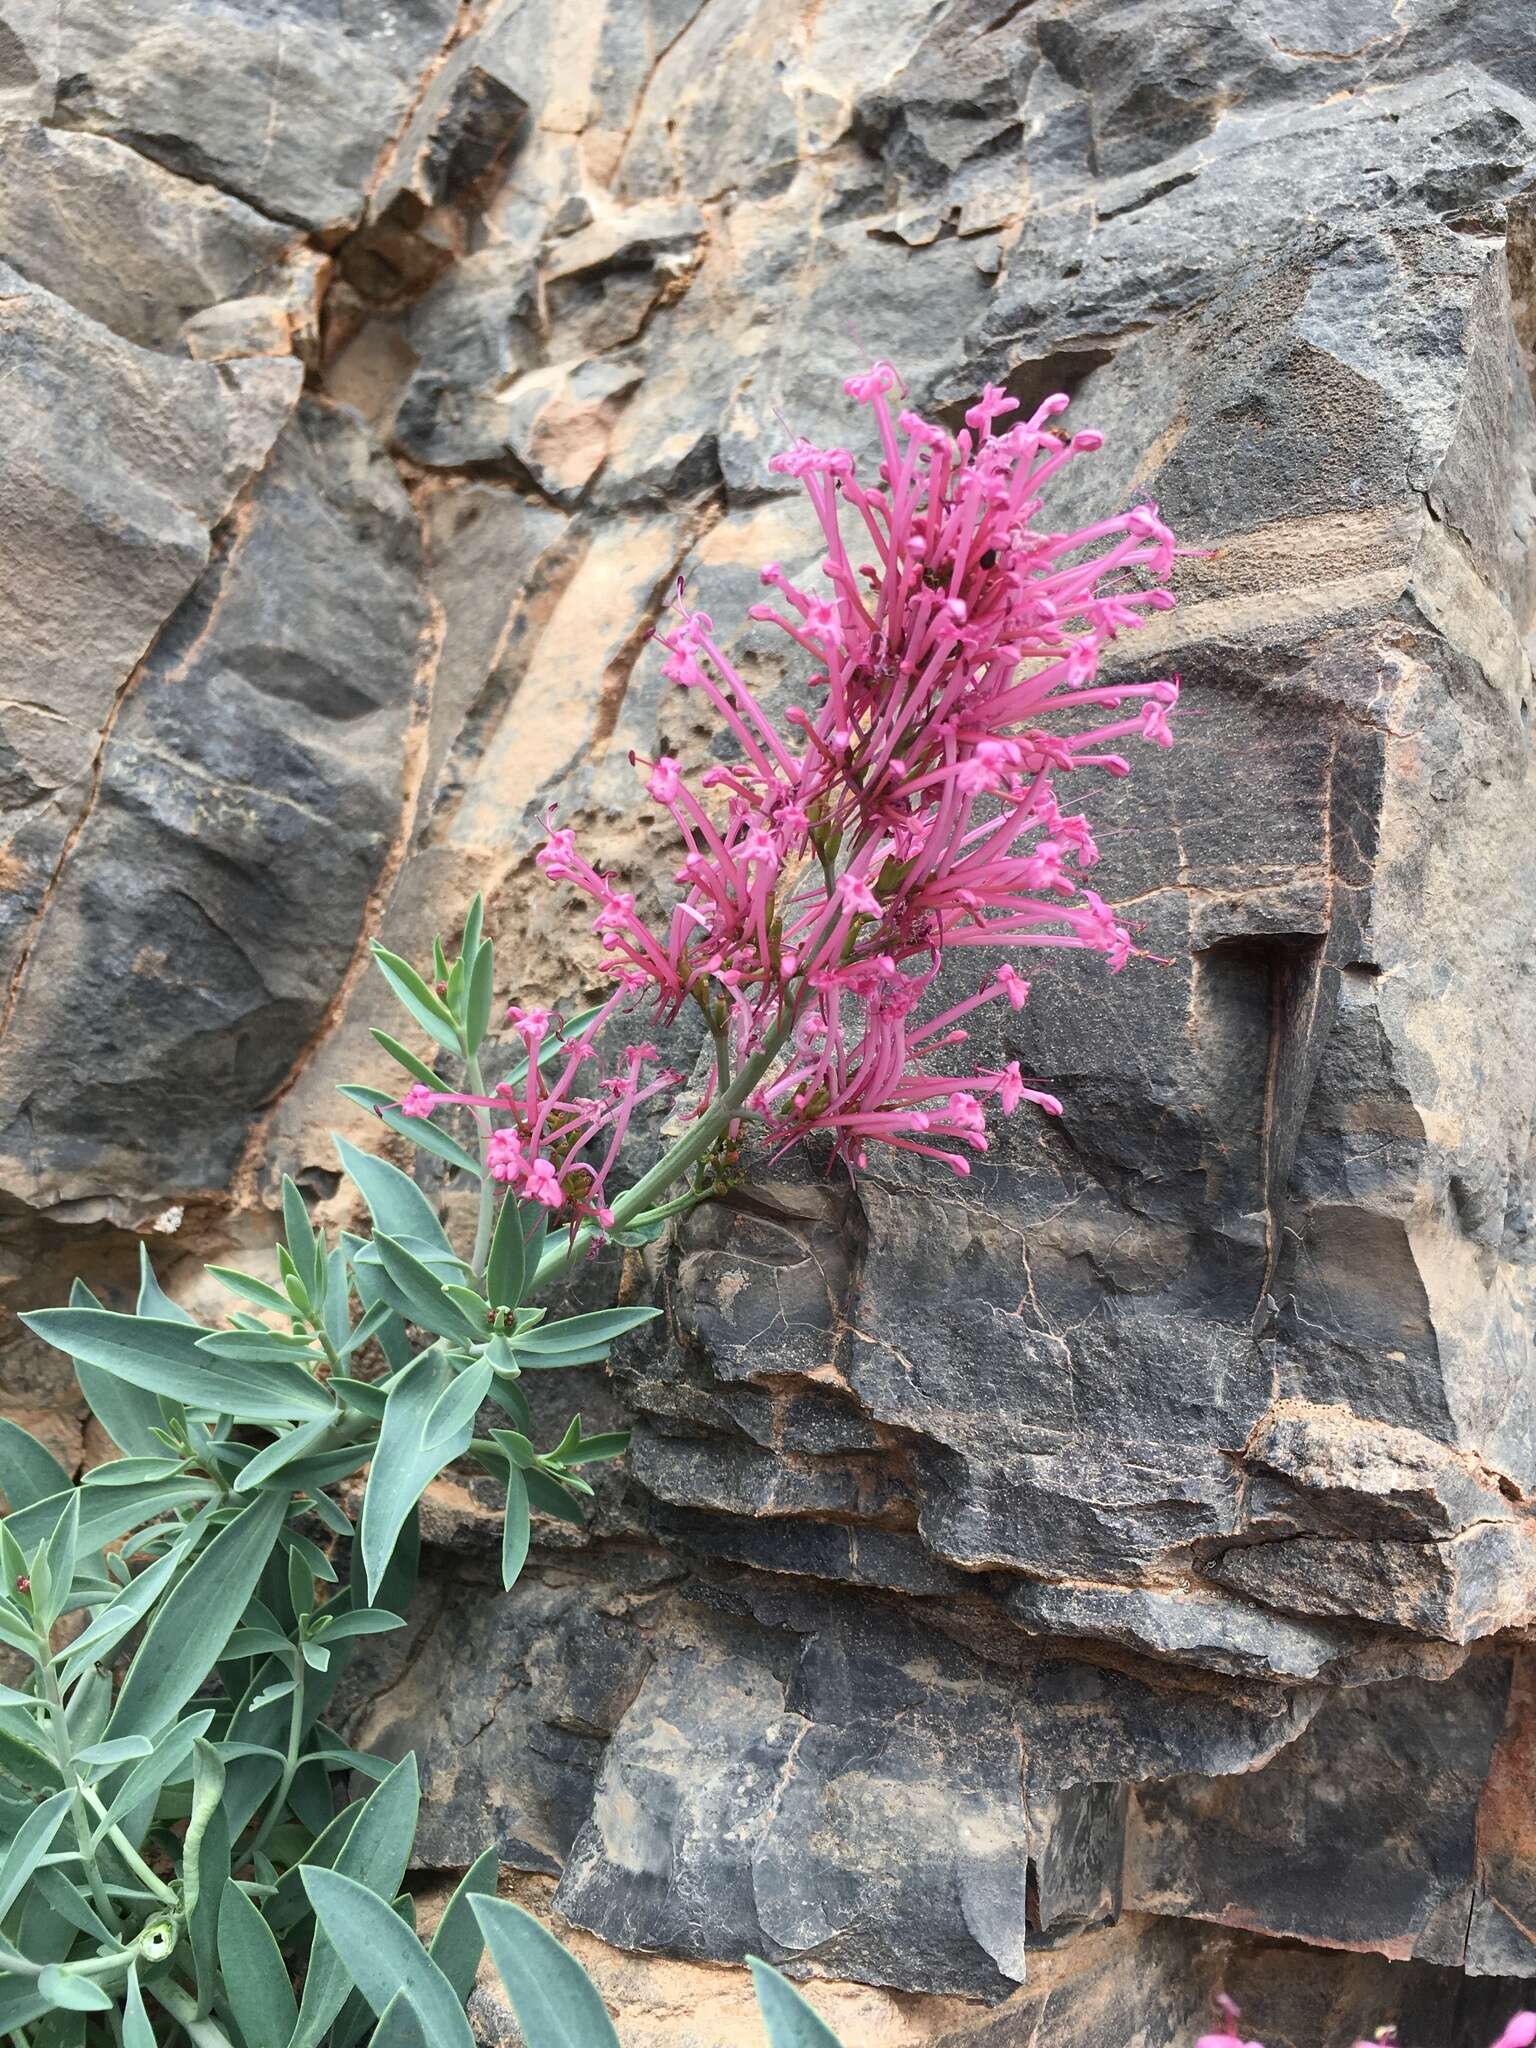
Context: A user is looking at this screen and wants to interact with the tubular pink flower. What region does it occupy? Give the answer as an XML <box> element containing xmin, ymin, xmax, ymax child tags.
<box><xmin>472</xmin><ymin>362</ymin><xmax>1183</xmax><ymax>1192</ymax></box>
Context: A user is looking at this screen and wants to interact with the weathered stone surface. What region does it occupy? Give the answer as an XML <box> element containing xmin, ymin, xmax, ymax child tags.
<box><xmin>0</xmin><ymin>396</ymin><xmax>426</xmax><ymax>1212</ymax></box>
<box><xmin>45</xmin><ymin>0</ymin><xmax>461</xmax><ymax>234</ymax></box>
<box><xmin>6</xmin><ymin>0</ymin><xmax>1536</xmax><ymax>2023</ymax></box>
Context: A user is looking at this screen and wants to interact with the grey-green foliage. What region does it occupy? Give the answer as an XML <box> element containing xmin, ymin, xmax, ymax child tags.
<box><xmin>0</xmin><ymin>902</ymin><xmax>658</xmax><ymax>2045</ymax></box>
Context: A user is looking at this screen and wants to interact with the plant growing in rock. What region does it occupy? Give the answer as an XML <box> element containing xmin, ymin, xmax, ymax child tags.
<box><xmin>2</xmin><ymin>361</ymin><xmax>1198</xmax><ymax>2040</ymax></box>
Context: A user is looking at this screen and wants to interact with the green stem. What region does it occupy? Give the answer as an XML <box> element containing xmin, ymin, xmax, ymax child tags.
<box><xmin>245</xmin><ymin>1662</ymin><xmax>305</xmax><ymax>1863</ymax></box>
<box><xmin>465</xmin><ymin>1051</ymin><xmax>497</xmax><ymax>1278</ymax></box>
<box><xmin>151</xmin><ymin>1980</ymin><xmax>239</xmax><ymax>2048</ymax></box>
<box><xmin>532</xmin><ymin>1019</ymin><xmax>795</xmax><ymax>1294</ymax></box>
<box><xmin>37</xmin><ymin>1642</ymin><xmax>121</xmax><ymax>1933</ymax></box>
<box><xmin>78</xmin><ymin>1786</ymin><xmax>179</xmax><ymax>1907</ymax></box>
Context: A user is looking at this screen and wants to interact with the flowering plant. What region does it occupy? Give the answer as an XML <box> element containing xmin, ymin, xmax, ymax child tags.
<box><xmin>398</xmin><ymin>362</ymin><xmax>1182</xmax><ymax>1286</ymax></box>
<box><xmin>2</xmin><ymin>360</ymin><xmax>1191</xmax><ymax>2040</ymax></box>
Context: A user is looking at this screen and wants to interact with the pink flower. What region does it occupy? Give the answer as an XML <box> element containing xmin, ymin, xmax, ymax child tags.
<box><xmin>523</xmin><ymin>358</ymin><xmax>1183</xmax><ymax>1180</ymax></box>
<box><xmin>397</xmin><ymin>1083</ymin><xmax>440</xmax><ymax>1118</ymax></box>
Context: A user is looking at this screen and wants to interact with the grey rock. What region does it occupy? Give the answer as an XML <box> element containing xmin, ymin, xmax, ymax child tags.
<box><xmin>0</xmin><ymin>397</ymin><xmax>425</xmax><ymax>1211</ymax></box>
<box><xmin>392</xmin><ymin>250</ymin><xmax>542</xmax><ymax>467</ymax></box>
<box><xmin>0</xmin><ymin>262</ymin><xmax>299</xmax><ymax>1013</ymax></box>
<box><xmin>1125</xmin><ymin>1658</ymin><xmax>1514</xmax><ymax>1966</ymax></box>
<box><xmin>48</xmin><ymin>0</ymin><xmax>461</xmax><ymax>234</ymax></box>
<box><xmin>0</xmin><ymin>125</ymin><xmax>303</xmax><ymax>350</ymax></box>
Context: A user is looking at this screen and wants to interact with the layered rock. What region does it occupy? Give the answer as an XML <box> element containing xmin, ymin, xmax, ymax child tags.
<box><xmin>3</xmin><ymin>0</ymin><xmax>1535</xmax><ymax>2039</ymax></box>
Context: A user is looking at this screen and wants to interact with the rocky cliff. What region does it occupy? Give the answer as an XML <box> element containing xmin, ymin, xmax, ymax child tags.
<box><xmin>2</xmin><ymin>1</ymin><xmax>1535</xmax><ymax>2041</ymax></box>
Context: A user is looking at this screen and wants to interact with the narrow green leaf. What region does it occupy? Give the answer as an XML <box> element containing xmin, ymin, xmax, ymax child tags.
<box><xmin>302</xmin><ymin>1868</ymin><xmax>473</xmax><ymax>2048</ymax></box>
<box><xmin>312</xmin><ymin>1609</ymin><xmax>404</xmax><ymax>1643</ymax></box>
<box><xmin>36</xmin><ymin>1967</ymin><xmax>111</xmax><ymax>2013</ymax></box>
<box><xmin>31</xmin><ymin>1492</ymin><xmax>80</xmax><ymax>1631</ymax></box>
<box><xmin>282</xmin><ymin>1176</ymin><xmax>320</xmax><ymax>1299</ymax></box>
<box><xmin>57</xmin><ymin>1539</ymin><xmax>192</xmax><ymax>1682</ymax></box>
<box><xmin>333</xmin><ymin>1135</ymin><xmax>452</xmax><ymax>1255</ymax></box>
<box><xmin>137</xmin><ymin>1244</ymin><xmax>197</xmax><ymax>1325</ymax></box>
<box><xmin>207</xmin><ymin>1266</ymin><xmax>295</xmax><ymax>1315</ymax></box>
<box><xmin>288</xmin><ymin>1754</ymin><xmax>421</xmax><ymax>2048</ymax></box>
<box><xmin>0</xmin><ymin>1791</ymin><xmax>69</xmax><ymax>1917</ymax></box>
<box><xmin>423</xmin><ymin>1359</ymin><xmax>492</xmax><ymax>1450</ymax></box>
<box><xmin>0</xmin><ymin>1418</ymin><xmax>70</xmax><ymax>1512</ymax></box>
<box><xmin>371</xmin><ymin>946</ymin><xmax>462</xmax><ymax>1054</ymax></box>
<box><xmin>502</xmin><ymin>1463</ymin><xmax>531</xmax><ymax>1590</ymax></box>
<box><xmin>372</xmin><ymin>1236</ymin><xmax>482</xmax><ymax>1343</ymax></box>
<box><xmin>338</xmin><ymin>1090</ymin><xmax>483</xmax><ymax>1179</ymax></box>
<box><xmin>6</xmin><ymin>1477</ymin><xmax>215</xmax><ymax>1560</ymax></box>
<box><xmin>73</xmin><ymin>1735</ymin><xmax>154</xmax><ymax>1770</ymax></box>
<box><xmin>234</xmin><ymin>1415</ymin><xmax>336</xmax><ymax>1492</ymax></box>
<box><xmin>514</xmin><ymin>1306</ymin><xmax>661</xmax><ymax>1357</ymax></box>
<box><xmin>21</xmin><ymin>1309</ymin><xmax>334</xmax><ymax>1424</ymax></box>
<box><xmin>360</xmin><ymin>1353</ymin><xmax>471</xmax><ymax>1602</ymax></box>
<box><xmin>748</xmin><ymin>1958</ymin><xmax>846</xmax><ymax>2048</ymax></box>
<box><xmin>472</xmin><ymin>1897</ymin><xmax>621</xmax><ymax>2048</ymax></box>
<box><xmin>465</xmin><ymin>939</ymin><xmax>495</xmax><ymax>1054</ymax></box>
<box><xmin>485</xmin><ymin>1193</ymin><xmax>528</xmax><ymax>1312</ymax></box>
<box><xmin>66</xmin><ymin>1280</ymin><xmax>165</xmax><ymax>1458</ymax></box>
<box><xmin>92</xmin><ymin>1709</ymin><xmax>213</xmax><ymax>1837</ymax></box>
<box><xmin>428</xmin><ymin>1846</ymin><xmax>499</xmax><ymax>2004</ymax></box>
<box><xmin>122</xmin><ymin>1966</ymin><xmax>155</xmax><ymax>2048</ymax></box>
<box><xmin>371</xmin><ymin>1028</ymin><xmax>444</xmax><ymax>1092</ymax></box>
<box><xmin>459</xmin><ymin>894</ymin><xmax>484</xmax><ymax>968</ymax></box>
<box><xmin>219</xmin><ymin>1885</ymin><xmax>299</xmax><ymax>2048</ymax></box>
<box><xmin>108</xmin><ymin>1491</ymin><xmax>289</xmax><ymax>1739</ymax></box>
<box><xmin>561</xmin><ymin>1431</ymin><xmax>632</xmax><ymax>1466</ymax></box>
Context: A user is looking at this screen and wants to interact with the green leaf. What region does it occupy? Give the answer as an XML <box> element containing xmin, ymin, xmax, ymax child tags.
<box><xmin>370</xmin><ymin>945</ymin><xmax>462</xmax><ymax>1054</ymax></box>
<box><xmin>748</xmin><ymin>1958</ymin><xmax>846</xmax><ymax>2048</ymax></box>
<box><xmin>122</xmin><ymin>1966</ymin><xmax>155</xmax><ymax>2048</ymax></box>
<box><xmin>184</xmin><ymin>1738</ymin><xmax>229</xmax><ymax>2016</ymax></box>
<box><xmin>283</xmin><ymin>1176</ymin><xmax>321</xmax><ymax>1300</ymax></box>
<box><xmin>370</xmin><ymin>1028</ymin><xmax>443</xmax><ymax>1092</ymax></box>
<box><xmin>367</xmin><ymin>1994</ymin><xmax>432</xmax><ymax>2048</ymax></box>
<box><xmin>135</xmin><ymin>1244</ymin><xmax>195</xmax><ymax>1326</ymax></box>
<box><xmin>561</xmin><ymin>1431</ymin><xmax>632</xmax><ymax>1466</ymax></box>
<box><xmin>0</xmin><ymin>1791</ymin><xmax>69</xmax><ymax>1916</ymax></box>
<box><xmin>302</xmin><ymin>1869</ymin><xmax>474</xmax><ymax>2048</ymax></box>
<box><xmin>33</xmin><ymin>1863</ymin><xmax>113</xmax><ymax>1947</ymax></box>
<box><xmin>234</xmin><ymin>1415</ymin><xmax>336</xmax><ymax>1493</ymax></box>
<box><xmin>107</xmin><ymin>1490</ymin><xmax>289</xmax><ymax>1740</ymax></box>
<box><xmin>65</xmin><ymin>1279</ymin><xmax>166</xmax><ymax>1459</ymax></box>
<box><xmin>311</xmin><ymin>1609</ymin><xmax>404</xmax><ymax>1643</ymax></box>
<box><xmin>197</xmin><ymin>1331</ymin><xmax>325</xmax><ymax>1365</ymax></box>
<box><xmin>0</xmin><ymin>1716</ymin><xmax>63</xmax><ymax>1796</ymax></box>
<box><xmin>485</xmin><ymin>1195</ymin><xmax>532</xmax><ymax>1312</ymax></box>
<box><xmin>219</xmin><ymin>1884</ymin><xmax>299</xmax><ymax>2048</ymax></box>
<box><xmin>501</xmin><ymin>1463</ymin><xmax>530</xmax><ymax>1591</ymax></box>
<box><xmin>465</xmin><ymin>939</ymin><xmax>495</xmax><ymax>1054</ymax></box>
<box><xmin>371</xmin><ymin>1235</ymin><xmax>482</xmax><ymax>1343</ymax></box>
<box><xmin>514</xmin><ymin>1306</ymin><xmax>661</xmax><ymax>1358</ymax></box>
<box><xmin>57</xmin><ymin>1537</ymin><xmax>193</xmax><ymax>1685</ymax></box>
<box><xmin>338</xmin><ymin>1089</ymin><xmax>483</xmax><ymax>1179</ymax></box>
<box><xmin>360</xmin><ymin>1353</ymin><xmax>472</xmax><ymax>1602</ymax></box>
<box><xmin>459</xmin><ymin>894</ymin><xmax>484</xmax><ymax>968</ymax></box>
<box><xmin>36</xmin><ymin>1968</ymin><xmax>111</xmax><ymax>2013</ymax></box>
<box><xmin>73</xmin><ymin>1735</ymin><xmax>154</xmax><ymax>1770</ymax></box>
<box><xmin>30</xmin><ymin>1491</ymin><xmax>80</xmax><ymax>1632</ymax></box>
<box><xmin>21</xmin><ymin>1309</ymin><xmax>335</xmax><ymax>1425</ymax></box>
<box><xmin>428</xmin><ymin>1846</ymin><xmax>499</xmax><ymax>2004</ymax></box>
<box><xmin>288</xmin><ymin>1754</ymin><xmax>420</xmax><ymax>2048</ymax></box>
<box><xmin>207</xmin><ymin>1266</ymin><xmax>296</xmax><ymax>1316</ymax></box>
<box><xmin>0</xmin><ymin>1418</ymin><xmax>70</xmax><ymax>1512</ymax></box>
<box><xmin>423</xmin><ymin>1359</ymin><xmax>492</xmax><ymax>1450</ymax></box>
<box><xmin>6</xmin><ymin>1477</ymin><xmax>214</xmax><ymax>1561</ymax></box>
<box><xmin>80</xmin><ymin>1455</ymin><xmax>187</xmax><ymax>1486</ymax></box>
<box><xmin>333</xmin><ymin>1135</ymin><xmax>452</xmax><ymax>1256</ymax></box>
<box><xmin>472</xmin><ymin>1897</ymin><xmax>621</xmax><ymax>2048</ymax></box>
<box><xmin>92</xmin><ymin>1709</ymin><xmax>213</xmax><ymax>1837</ymax></box>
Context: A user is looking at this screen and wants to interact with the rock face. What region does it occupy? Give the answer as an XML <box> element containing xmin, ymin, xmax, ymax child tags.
<box><xmin>3</xmin><ymin>0</ymin><xmax>1536</xmax><ymax>2040</ymax></box>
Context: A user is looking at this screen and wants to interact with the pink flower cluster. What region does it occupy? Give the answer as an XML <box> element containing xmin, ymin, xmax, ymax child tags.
<box><xmin>398</xmin><ymin>995</ymin><xmax>682</xmax><ymax>1227</ymax></box>
<box><xmin>1199</xmin><ymin>1994</ymin><xmax>1536</xmax><ymax>2048</ymax></box>
<box><xmin>536</xmin><ymin>361</ymin><xmax>1182</xmax><ymax>1178</ymax></box>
